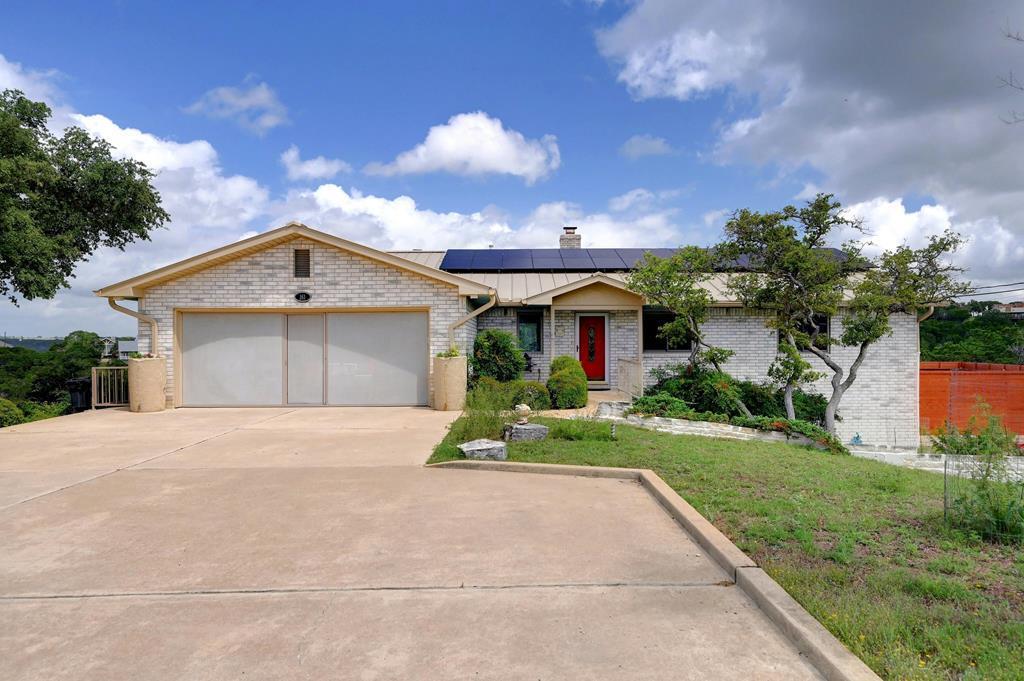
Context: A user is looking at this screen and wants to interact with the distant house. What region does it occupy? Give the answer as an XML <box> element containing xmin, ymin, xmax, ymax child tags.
<box><xmin>117</xmin><ymin>339</ymin><xmax>139</xmax><ymax>360</ymax></box>
<box><xmin>95</xmin><ymin>222</ymin><xmax>922</xmax><ymax>449</ymax></box>
<box><xmin>994</xmin><ymin>301</ymin><xmax>1024</xmax><ymax>320</ymax></box>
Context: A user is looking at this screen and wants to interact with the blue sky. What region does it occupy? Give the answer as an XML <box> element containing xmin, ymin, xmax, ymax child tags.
<box><xmin>1</xmin><ymin>1</ymin><xmax>1022</xmax><ymax>335</ymax></box>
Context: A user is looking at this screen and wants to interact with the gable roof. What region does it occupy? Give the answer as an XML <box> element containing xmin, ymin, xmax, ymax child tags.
<box><xmin>94</xmin><ymin>223</ymin><xmax>493</xmax><ymax>298</ymax></box>
<box><xmin>521</xmin><ymin>274</ymin><xmax>640</xmax><ymax>305</ymax></box>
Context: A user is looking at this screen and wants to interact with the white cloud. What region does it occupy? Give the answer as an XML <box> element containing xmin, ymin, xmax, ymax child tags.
<box><xmin>364</xmin><ymin>111</ymin><xmax>561</xmax><ymax>184</ymax></box>
<box><xmin>513</xmin><ymin>201</ymin><xmax>688</xmax><ymax>249</ymax></box>
<box><xmin>608</xmin><ymin>187</ymin><xmax>684</xmax><ymax>212</ymax></box>
<box><xmin>596</xmin><ymin>0</ymin><xmax>1024</xmax><ymax>284</ymax></box>
<box><xmin>185</xmin><ymin>76</ymin><xmax>288</xmax><ymax>135</ymax></box>
<box><xmin>280</xmin><ymin>145</ymin><xmax>351</xmax><ymax>181</ymax></box>
<box><xmin>619</xmin><ymin>133</ymin><xmax>674</xmax><ymax>159</ymax></box>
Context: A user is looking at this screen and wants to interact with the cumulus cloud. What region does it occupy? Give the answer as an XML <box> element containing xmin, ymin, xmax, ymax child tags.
<box><xmin>597</xmin><ymin>1</ymin><xmax>1024</xmax><ymax>286</ymax></box>
<box><xmin>608</xmin><ymin>187</ymin><xmax>684</xmax><ymax>212</ymax></box>
<box><xmin>280</xmin><ymin>145</ymin><xmax>351</xmax><ymax>181</ymax></box>
<box><xmin>364</xmin><ymin>111</ymin><xmax>561</xmax><ymax>184</ymax></box>
<box><xmin>619</xmin><ymin>133</ymin><xmax>674</xmax><ymax>159</ymax></box>
<box><xmin>185</xmin><ymin>76</ymin><xmax>288</xmax><ymax>135</ymax></box>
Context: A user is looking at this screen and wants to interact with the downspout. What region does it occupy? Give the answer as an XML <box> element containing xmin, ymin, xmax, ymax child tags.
<box><xmin>447</xmin><ymin>289</ymin><xmax>498</xmax><ymax>350</ymax></box>
<box><xmin>108</xmin><ymin>297</ymin><xmax>160</xmax><ymax>357</ymax></box>
<box><xmin>917</xmin><ymin>305</ymin><xmax>935</xmax><ymax>323</ymax></box>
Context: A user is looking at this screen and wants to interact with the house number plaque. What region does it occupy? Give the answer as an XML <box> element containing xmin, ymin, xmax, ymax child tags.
<box><xmin>295</xmin><ymin>292</ymin><xmax>312</xmax><ymax>302</ymax></box>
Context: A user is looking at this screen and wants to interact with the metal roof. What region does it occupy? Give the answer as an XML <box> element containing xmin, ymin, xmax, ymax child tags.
<box><xmin>388</xmin><ymin>250</ymin><xmax>446</xmax><ymax>268</ymax></box>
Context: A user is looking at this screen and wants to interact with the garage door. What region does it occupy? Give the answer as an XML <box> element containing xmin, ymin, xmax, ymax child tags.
<box><xmin>180</xmin><ymin>312</ymin><xmax>428</xmax><ymax>406</ymax></box>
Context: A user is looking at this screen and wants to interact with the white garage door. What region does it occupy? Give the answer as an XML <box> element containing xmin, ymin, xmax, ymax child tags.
<box><xmin>180</xmin><ymin>312</ymin><xmax>428</xmax><ymax>407</ymax></box>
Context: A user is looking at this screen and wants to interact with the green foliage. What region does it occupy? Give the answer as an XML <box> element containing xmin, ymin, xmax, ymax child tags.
<box><xmin>470</xmin><ymin>329</ymin><xmax>526</xmax><ymax>382</ymax></box>
<box><xmin>507</xmin><ymin>380</ymin><xmax>551</xmax><ymax>411</ymax></box>
<box><xmin>446</xmin><ymin>380</ymin><xmax>510</xmax><ymax>445</ymax></box>
<box><xmin>720</xmin><ymin>193</ymin><xmax>969</xmax><ymax>434</ymax></box>
<box><xmin>1</xmin><ymin>89</ymin><xmax>168</xmax><ymax>303</ymax></box>
<box><xmin>549</xmin><ymin>355</ymin><xmax>587</xmax><ymax>379</ymax></box>
<box><xmin>935</xmin><ymin>411</ymin><xmax>1024</xmax><ymax>543</ymax></box>
<box><xmin>546</xmin><ymin>369</ymin><xmax>588</xmax><ymax>409</ymax></box>
<box><xmin>435</xmin><ymin>346</ymin><xmax>460</xmax><ymax>358</ymax></box>
<box><xmin>921</xmin><ymin>304</ymin><xmax>1024</xmax><ymax>364</ymax></box>
<box><xmin>548</xmin><ymin>418</ymin><xmax>615</xmax><ymax>441</ymax></box>
<box><xmin>0</xmin><ymin>396</ymin><xmax>24</xmax><ymax>427</ymax></box>
<box><xmin>628</xmin><ymin>393</ymin><xmax>692</xmax><ymax>418</ymax></box>
<box><xmin>0</xmin><ymin>330</ymin><xmax>104</xmax><ymax>403</ymax></box>
<box><xmin>729</xmin><ymin>415</ymin><xmax>848</xmax><ymax>455</ymax></box>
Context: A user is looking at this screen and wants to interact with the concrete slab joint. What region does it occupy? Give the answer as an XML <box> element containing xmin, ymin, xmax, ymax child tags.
<box><xmin>430</xmin><ymin>459</ymin><xmax>881</xmax><ymax>681</ymax></box>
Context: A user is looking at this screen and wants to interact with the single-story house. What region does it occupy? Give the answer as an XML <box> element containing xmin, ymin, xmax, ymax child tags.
<box><xmin>95</xmin><ymin>222</ymin><xmax>920</xmax><ymax>449</ymax></box>
<box><xmin>116</xmin><ymin>339</ymin><xmax>138</xmax><ymax>360</ymax></box>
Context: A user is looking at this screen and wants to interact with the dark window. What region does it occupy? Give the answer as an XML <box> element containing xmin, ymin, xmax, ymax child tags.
<box><xmin>517</xmin><ymin>309</ymin><xmax>543</xmax><ymax>352</ymax></box>
<box><xmin>294</xmin><ymin>249</ymin><xmax>311</xmax><ymax>278</ymax></box>
<box><xmin>779</xmin><ymin>313</ymin><xmax>830</xmax><ymax>351</ymax></box>
<box><xmin>642</xmin><ymin>310</ymin><xmax>691</xmax><ymax>352</ymax></box>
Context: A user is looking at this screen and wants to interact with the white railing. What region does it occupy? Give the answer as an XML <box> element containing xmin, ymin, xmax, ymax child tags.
<box><xmin>92</xmin><ymin>366</ymin><xmax>129</xmax><ymax>408</ymax></box>
<box><xmin>616</xmin><ymin>358</ymin><xmax>644</xmax><ymax>398</ymax></box>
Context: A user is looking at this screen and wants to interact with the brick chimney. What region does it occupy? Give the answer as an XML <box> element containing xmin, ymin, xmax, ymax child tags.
<box><xmin>559</xmin><ymin>226</ymin><xmax>581</xmax><ymax>249</ymax></box>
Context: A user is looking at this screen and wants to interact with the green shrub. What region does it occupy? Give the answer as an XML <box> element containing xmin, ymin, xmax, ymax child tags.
<box><xmin>547</xmin><ymin>369</ymin><xmax>588</xmax><ymax>409</ymax></box>
<box><xmin>471</xmin><ymin>329</ymin><xmax>526</xmax><ymax>382</ymax></box>
<box><xmin>17</xmin><ymin>399</ymin><xmax>68</xmax><ymax>423</ymax></box>
<box><xmin>0</xmin><ymin>397</ymin><xmax>25</xmax><ymax>427</ymax></box>
<box><xmin>549</xmin><ymin>355</ymin><xmax>587</xmax><ymax>380</ymax></box>
<box><xmin>651</xmin><ymin>363</ymin><xmax>830</xmax><ymax>425</ymax></box>
<box><xmin>507</xmin><ymin>380</ymin><xmax>551</xmax><ymax>410</ymax></box>
<box><xmin>549</xmin><ymin>418</ymin><xmax>615</xmax><ymax>441</ymax></box>
<box><xmin>935</xmin><ymin>412</ymin><xmax>1023</xmax><ymax>543</ymax></box>
<box><xmin>448</xmin><ymin>380</ymin><xmax>510</xmax><ymax>444</ymax></box>
<box><xmin>629</xmin><ymin>393</ymin><xmax>691</xmax><ymax>418</ymax></box>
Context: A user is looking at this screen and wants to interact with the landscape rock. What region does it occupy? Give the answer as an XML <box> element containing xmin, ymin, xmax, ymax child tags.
<box><xmin>458</xmin><ymin>439</ymin><xmax>508</xmax><ymax>461</ymax></box>
<box><xmin>503</xmin><ymin>423</ymin><xmax>549</xmax><ymax>442</ymax></box>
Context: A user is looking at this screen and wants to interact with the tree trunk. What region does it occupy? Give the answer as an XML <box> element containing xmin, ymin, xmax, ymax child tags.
<box><xmin>824</xmin><ymin>385</ymin><xmax>844</xmax><ymax>434</ymax></box>
<box><xmin>783</xmin><ymin>383</ymin><xmax>796</xmax><ymax>420</ymax></box>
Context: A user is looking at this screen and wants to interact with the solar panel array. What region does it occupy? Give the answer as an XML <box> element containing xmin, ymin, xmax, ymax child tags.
<box><xmin>439</xmin><ymin>248</ymin><xmax>679</xmax><ymax>272</ymax></box>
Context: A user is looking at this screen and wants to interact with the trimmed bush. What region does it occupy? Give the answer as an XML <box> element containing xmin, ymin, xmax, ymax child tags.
<box><xmin>508</xmin><ymin>380</ymin><xmax>552</xmax><ymax>410</ymax></box>
<box><xmin>0</xmin><ymin>397</ymin><xmax>25</xmax><ymax>427</ymax></box>
<box><xmin>550</xmin><ymin>355</ymin><xmax>587</xmax><ymax>380</ymax></box>
<box><xmin>547</xmin><ymin>369</ymin><xmax>588</xmax><ymax>409</ymax></box>
<box><xmin>471</xmin><ymin>329</ymin><xmax>526</xmax><ymax>382</ymax></box>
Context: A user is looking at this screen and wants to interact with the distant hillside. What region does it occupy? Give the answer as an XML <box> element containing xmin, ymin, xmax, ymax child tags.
<box><xmin>921</xmin><ymin>301</ymin><xmax>1024</xmax><ymax>364</ymax></box>
<box><xmin>0</xmin><ymin>337</ymin><xmax>63</xmax><ymax>352</ymax></box>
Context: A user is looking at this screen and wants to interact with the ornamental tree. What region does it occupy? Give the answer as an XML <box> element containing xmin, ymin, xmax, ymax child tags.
<box><xmin>627</xmin><ymin>245</ymin><xmax>752</xmax><ymax>416</ymax></box>
<box><xmin>0</xmin><ymin>89</ymin><xmax>168</xmax><ymax>303</ymax></box>
<box><xmin>722</xmin><ymin>194</ymin><xmax>970</xmax><ymax>436</ymax></box>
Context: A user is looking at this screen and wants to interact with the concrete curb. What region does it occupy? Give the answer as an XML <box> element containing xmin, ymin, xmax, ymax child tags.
<box><xmin>429</xmin><ymin>459</ymin><xmax>880</xmax><ymax>681</ymax></box>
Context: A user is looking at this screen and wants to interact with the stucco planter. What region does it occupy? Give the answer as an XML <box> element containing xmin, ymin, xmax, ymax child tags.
<box><xmin>127</xmin><ymin>357</ymin><xmax>167</xmax><ymax>413</ymax></box>
<box><xmin>432</xmin><ymin>355</ymin><xmax>467</xmax><ymax>411</ymax></box>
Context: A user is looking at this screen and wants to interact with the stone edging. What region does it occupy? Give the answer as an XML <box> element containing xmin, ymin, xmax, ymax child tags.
<box><xmin>593</xmin><ymin>401</ymin><xmax>828</xmax><ymax>450</ymax></box>
<box><xmin>428</xmin><ymin>459</ymin><xmax>880</xmax><ymax>681</ymax></box>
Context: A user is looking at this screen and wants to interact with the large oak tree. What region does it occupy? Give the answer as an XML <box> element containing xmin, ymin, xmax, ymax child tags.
<box><xmin>0</xmin><ymin>89</ymin><xmax>168</xmax><ymax>304</ymax></box>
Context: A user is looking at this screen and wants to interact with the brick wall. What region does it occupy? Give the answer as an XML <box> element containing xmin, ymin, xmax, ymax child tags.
<box><xmin>638</xmin><ymin>309</ymin><xmax>920</xmax><ymax>449</ymax></box>
<box><xmin>138</xmin><ymin>238</ymin><xmax>467</xmax><ymax>404</ymax></box>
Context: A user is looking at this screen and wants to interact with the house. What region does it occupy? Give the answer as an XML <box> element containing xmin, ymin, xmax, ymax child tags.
<box><xmin>994</xmin><ymin>301</ymin><xmax>1024</xmax><ymax>320</ymax></box>
<box><xmin>95</xmin><ymin>222</ymin><xmax>920</xmax><ymax>449</ymax></box>
<box><xmin>117</xmin><ymin>339</ymin><xmax>139</xmax><ymax>360</ymax></box>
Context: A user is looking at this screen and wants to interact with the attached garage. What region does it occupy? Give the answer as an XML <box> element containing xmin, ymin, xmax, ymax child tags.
<box><xmin>180</xmin><ymin>311</ymin><xmax>429</xmax><ymax>406</ymax></box>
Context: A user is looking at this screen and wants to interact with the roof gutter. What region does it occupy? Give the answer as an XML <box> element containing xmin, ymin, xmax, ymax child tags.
<box><xmin>917</xmin><ymin>305</ymin><xmax>936</xmax><ymax>323</ymax></box>
<box><xmin>107</xmin><ymin>297</ymin><xmax>160</xmax><ymax>357</ymax></box>
<box><xmin>447</xmin><ymin>290</ymin><xmax>498</xmax><ymax>350</ymax></box>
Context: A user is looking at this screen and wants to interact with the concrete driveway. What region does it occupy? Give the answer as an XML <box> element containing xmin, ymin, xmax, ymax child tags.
<box><xmin>0</xmin><ymin>408</ymin><xmax>820</xmax><ymax>680</ymax></box>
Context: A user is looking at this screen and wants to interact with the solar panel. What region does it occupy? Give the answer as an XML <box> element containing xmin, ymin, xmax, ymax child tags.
<box><xmin>439</xmin><ymin>247</ymin><xmax>680</xmax><ymax>272</ymax></box>
<box><xmin>439</xmin><ymin>250</ymin><xmax>475</xmax><ymax>270</ymax></box>
<box><xmin>470</xmin><ymin>251</ymin><xmax>503</xmax><ymax>269</ymax></box>
<box><xmin>500</xmin><ymin>250</ymin><xmax>534</xmax><ymax>269</ymax></box>
<box><xmin>589</xmin><ymin>249</ymin><xmax>628</xmax><ymax>269</ymax></box>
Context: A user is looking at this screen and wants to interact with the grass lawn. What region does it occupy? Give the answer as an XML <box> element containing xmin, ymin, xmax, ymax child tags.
<box><xmin>430</xmin><ymin>418</ymin><xmax>1024</xmax><ymax>680</ymax></box>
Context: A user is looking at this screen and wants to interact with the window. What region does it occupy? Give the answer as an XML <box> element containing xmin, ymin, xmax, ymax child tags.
<box><xmin>642</xmin><ymin>310</ymin><xmax>691</xmax><ymax>352</ymax></box>
<box><xmin>517</xmin><ymin>309</ymin><xmax>543</xmax><ymax>352</ymax></box>
<box><xmin>294</xmin><ymin>249</ymin><xmax>311</xmax><ymax>278</ymax></box>
<box><xmin>779</xmin><ymin>313</ymin><xmax>830</xmax><ymax>351</ymax></box>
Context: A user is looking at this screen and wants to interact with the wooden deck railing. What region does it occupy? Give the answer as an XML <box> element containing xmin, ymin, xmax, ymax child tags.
<box><xmin>91</xmin><ymin>366</ymin><xmax>129</xmax><ymax>408</ymax></box>
<box><xmin>616</xmin><ymin>358</ymin><xmax>644</xmax><ymax>398</ymax></box>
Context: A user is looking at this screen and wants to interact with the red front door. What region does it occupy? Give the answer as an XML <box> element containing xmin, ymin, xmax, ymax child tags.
<box><xmin>578</xmin><ymin>315</ymin><xmax>606</xmax><ymax>381</ymax></box>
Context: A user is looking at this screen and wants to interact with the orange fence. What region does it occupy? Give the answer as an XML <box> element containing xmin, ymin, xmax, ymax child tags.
<box><xmin>920</xmin><ymin>362</ymin><xmax>1024</xmax><ymax>435</ymax></box>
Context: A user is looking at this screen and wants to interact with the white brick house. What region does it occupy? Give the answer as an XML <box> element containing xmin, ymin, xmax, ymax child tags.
<box><xmin>96</xmin><ymin>222</ymin><xmax>921</xmax><ymax>449</ymax></box>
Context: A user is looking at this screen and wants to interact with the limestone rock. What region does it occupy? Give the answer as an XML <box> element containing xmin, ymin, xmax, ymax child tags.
<box><xmin>503</xmin><ymin>423</ymin><xmax>549</xmax><ymax>442</ymax></box>
<box><xmin>458</xmin><ymin>438</ymin><xmax>508</xmax><ymax>461</ymax></box>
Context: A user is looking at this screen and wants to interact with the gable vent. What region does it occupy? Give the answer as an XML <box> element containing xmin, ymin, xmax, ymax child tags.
<box><xmin>294</xmin><ymin>249</ymin><xmax>311</xmax><ymax>278</ymax></box>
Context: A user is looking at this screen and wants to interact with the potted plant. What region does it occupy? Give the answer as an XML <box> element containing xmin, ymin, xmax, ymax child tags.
<box><xmin>433</xmin><ymin>346</ymin><xmax>467</xmax><ymax>411</ymax></box>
